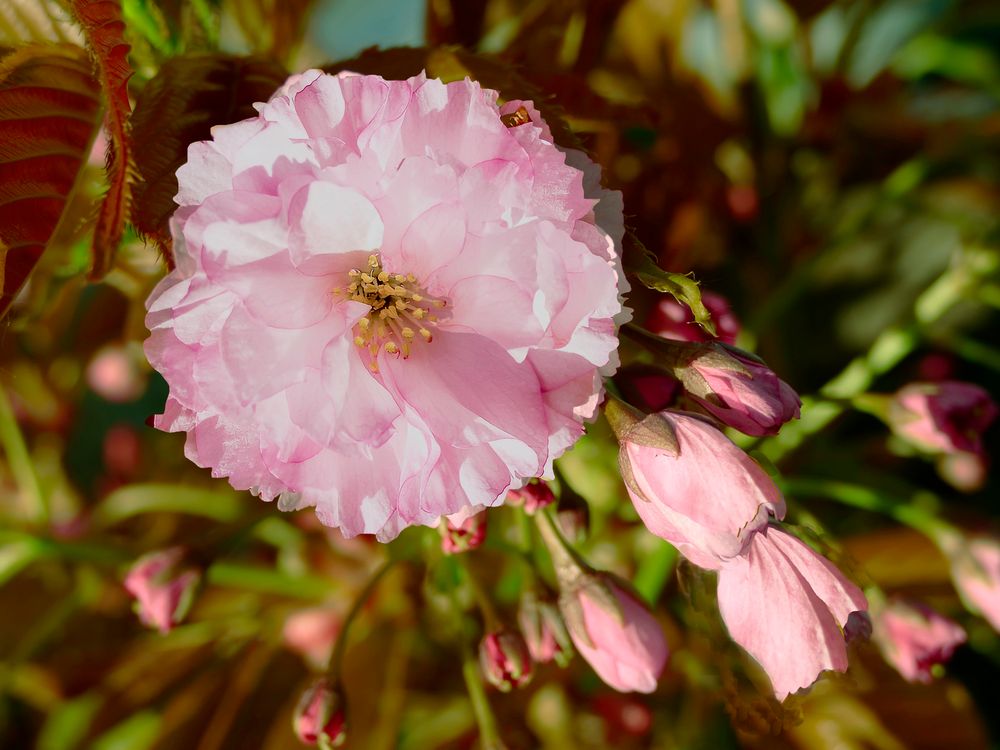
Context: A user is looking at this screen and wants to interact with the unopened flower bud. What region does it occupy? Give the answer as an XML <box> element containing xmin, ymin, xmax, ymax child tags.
<box><xmin>441</xmin><ymin>509</ymin><xmax>487</xmax><ymax>554</ymax></box>
<box><xmin>888</xmin><ymin>381</ymin><xmax>997</xmax><ymax>456</ymax></box>
<box><xmin>124</xmin><ymin>547</ymin><xmax>200</xmax><ymax>633</ymax></box>
<box><xmin>559</xmin><ymin>573</ymin><xmax>668</xmax><ymax>693</ymax></box>
<box><xmin>283</xmin><ymin>608</ymin><xmax>341</xmax><ymax>667</ymax></box>
<box><xmin>479</xmin><ymin>630</ymin><xmax>534</xmax><ymax>691</ymax></box>
<box><xmin>518</xmin><ymin>590</ymin><xmax>573</xmax><ymax>667</ymax></box>
<box><xmin>555</xmin><ymin>492</ymin><xmax>590</xmax><ymax>544</ymax></box>
<box><xmin>506</xmin><ymin>480</ymin><xmax>556</xmax><ymax>515</ymax></box>
<box><xmin>294</xmin><ymin>678</ymin><xmax>346</xmax><ymax>748</ymax></box>
<box><xmin>873</xmin><ymin>598</ymin><xmax>965</xmax><ymax>683</ymax></box>
<box><xmin>681</xmin><ymin>343</ymin><xmax>800</xmax><ymax>437</ymax></box>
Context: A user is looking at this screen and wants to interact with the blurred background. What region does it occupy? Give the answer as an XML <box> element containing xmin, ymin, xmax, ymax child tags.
<box><xmin>1</xmin><ymin>0</ymin><xmax>999</xmax><ymax>748</ymax></box>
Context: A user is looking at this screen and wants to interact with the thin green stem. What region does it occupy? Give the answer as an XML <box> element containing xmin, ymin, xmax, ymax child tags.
<box><xmin>461</xmin><ymin>643</ymin><xmax>503</xmax><ymax>750</ymax></box>
<box><xmin>0</xmin><ymin>385</ymin><xmax>47</xmax><ymax>525</ymax></box>
<box><xmin>326</xmin><ymin>559</ymin><xmax>397</xmax><ymax>684</ymax></box>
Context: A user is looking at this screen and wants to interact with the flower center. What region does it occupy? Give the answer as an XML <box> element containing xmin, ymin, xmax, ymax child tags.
<box><xmin>335</xmin><ymin>254</ymin><xmax>445</xmax><ymax>372</ymax></box>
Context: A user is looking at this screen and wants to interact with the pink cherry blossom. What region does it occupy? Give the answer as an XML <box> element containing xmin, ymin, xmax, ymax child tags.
<box><xmin>124</xmin><ymin>547</ymin><xmax>200</xmax><ymax>633</ymax></box>
<box><xmin>145</xmin><ymin>71</ymin><xmax>627</xmax><ymax>540</ymax></box>
<box><xmin>440</xmin><ymin>507</ymin><xmax>488</xmax><ymax>554</ymax></box>
<box><xmin>715</xmin><ymin>526</ymin><xmax>868</xmax><ymax>700</ymax></box>
<box><xmin>873</xmin><ymin>598</ymin><xmax>965</xmax><ymax>683</ymax></box>
<box><xmin>619</xmin><ymin>410</ymin><xmax>785</xmax><ymax>569</ymax></box>
<box><xmin>564</xmin><ymin>576</ymin><xmax>668</xmax><ymax>693</ymax></box>
<box><xmin>889</xmin><ymin>381</ymin><xmax>997</xmax><ymax>455</ymax></box>
<box><xmin>645</xmin><ymin>291</ymin><xmax>740</xmax><ymax>345</ymax></box>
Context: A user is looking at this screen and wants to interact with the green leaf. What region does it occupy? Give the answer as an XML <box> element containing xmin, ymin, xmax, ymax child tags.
<box><xmin>93</xmin><ymin>483</ymin><xmax>247</xmax><ymax>525</ymax></box>
<box><xmin>622</xmin><ymin>231</ymin><xmax>716</xmax><ymax>336</ymax></box>
<box><xmin>38</xmin><ymin>694</ymin><xmax>102</xmax><ymax>750</ymax></box>
<box><xmin>91</xmin><ymin>710</ymin><xmax>160</xmax><ymax>750</ymax></box>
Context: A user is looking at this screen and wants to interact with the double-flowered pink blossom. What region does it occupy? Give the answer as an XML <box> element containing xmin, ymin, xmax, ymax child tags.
<box><xmin>715</xmin><ymin>526</ymin><xmax>868</xmax><ymax>700</ymax></box>
<box><xmin>888</xmin><ymin>381</ymin><xmax>997</xmax><ymax>456</ymax></box>
<box><xmin>873</xmin><ymin>598</ymin><xmax>965</xmax><ymax>683</ymax></box>
<box><xmin>145</xmin><ymin>71</ymin><xmax>627</xmax><ymax>540</ymax></box>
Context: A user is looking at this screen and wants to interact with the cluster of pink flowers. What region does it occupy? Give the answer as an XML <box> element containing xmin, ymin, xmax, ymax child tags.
<box><xmin>136</xmin><ymin>68</ymin><xmax>1000</xmax><ymax>728</ymax></box>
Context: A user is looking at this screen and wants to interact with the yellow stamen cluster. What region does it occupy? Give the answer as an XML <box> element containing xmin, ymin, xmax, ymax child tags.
<box><xmin>334</xmin><ymin>254</ymin><xmax>445</xmax><ymax>372</ymax></box>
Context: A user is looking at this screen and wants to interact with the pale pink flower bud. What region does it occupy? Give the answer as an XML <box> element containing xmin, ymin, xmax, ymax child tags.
<box><xmin>123</xmin><ymin>548</ymin><xmax>200</xmax><ymax>633</ymax></box>
<box><xmin>506</xmin><ymin>480</ymin><xmax>556</xmax><ymax>515</ymax></box>
<box><xmin>294</xmin><ymin>678</ymin><xmax>346</xmax><ymax>747</ymax></box>
<box><xmin>683</xmin><ymin>345</ymin><xmax>800</xmax><ymax>436</ymax></box>
<box><xmin>889</xmin><ymin>381</ymin><xmax>997</xmax><ymax>455</ymax></box>
<box><xmin>441</xmin><ymin>508</ymin><xmax>487</xmax><ymax>554</ymax></box>
<box><xmin>560</xmin><ymin>574</ymin><xmax>668</xmax><ymax>693</ymax></box>
<box><xmin>607</xmin><ymin>402</ymin><xmax>785</xmax><ymax>569</ymax></box>
<box><xmin>873</xmin><ymin>598</ymin><xmax>965</xmax><ymax>683</ymax></box>
<box><xmin>716</xmin><ymin>526</ymin><xmax>867</xmax><ymax>700</ymax></box>
<box><xmin>518</xmin><ymin>590</ymin><xmax>572</xmax><ymax>666</ymax></box>
<box><xmin>479</xmin><ymin>630</ymin><xmax>534</xmax><ymax>691</ymax></box>
<box><xmin>945</xmin><ymin>536</ymin><xmax>1000</xmax><ymax>632</ymax></box>
<box><xmin>283</xmin><ymin>608</ymin><xmax>341</xmax><ymax>666</ymax></box>
<box><xmin>645</xmin><ymin>291</ymin><xmax>740</xmax><ymax>345</ymax></box>
<box><xmin>937</xmin><ymin>451</ymin><xmax>989</xmax><ymax>493</ymax></box>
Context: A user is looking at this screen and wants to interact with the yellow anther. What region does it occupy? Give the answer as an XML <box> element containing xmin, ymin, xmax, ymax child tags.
<box><xmin>384</xmin><ymin>342</ymin><xmax>399</xmax><ymax>354</ymax></box>
<box><xmin>401</xmin><ymin>327</ymin><xmax>415</xmax><ymax>339</ymax></box>
<box><xmin>420</xmin><ymin>328</ymin><xmax>432</xmax><ymax>341</ymax></box>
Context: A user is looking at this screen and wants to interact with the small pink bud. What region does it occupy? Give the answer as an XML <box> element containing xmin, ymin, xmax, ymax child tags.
<box><xmin>479</xmin><ymin>630</ymin><xmax>534</xmax><ymax>691</ymax></box>
<box><xmin>645</xmin><ymin>291</ymin><xmax>741</xmax><ymax>345</ymax></box>
<box><xmin>945</xmin><ymin>536</ymin><xmax>1000</xmax><ymax>632</ymax></box>
<box><xmin>937</xmin><ymin>451</ymin><xmax>989</xmax><ymax>493</ymax></box>
<box><xmin>873</xmin><ymin>598</ymin><xmax>965</xmax><ymax>683</ymax></box>
<box><xmin>554</xmin><ymin>492</ymin><xmax>590</xmax><ymax>544</ymax></box>
<box><xmin>506</xmin><ymin>481</ymin><xmax>556</xmax><ymax>515</ymax></box>
<box><xmin>283</xmin><ymin>608</ymin><xmax>341</xmax><ymax>667</ymax></box>
<box><xmin>518</xmin><ymin>590</ymin><xmax>573</xmax><ymax>667</ymax></box>
<box><xmin>684</xmin><ymin>344</ymin><xmax>800</xmax><ymax>437</ymax></box>
<box><xmin>123</xmin><ymin>548</ymin><xmax>200</xmax><ymax>633</ymax></box>
<box><xmin>889</xmin><ymin>381</ymin><xmax>997</xmax><ymax>456</ymax></box>
<box><xmin>615</xmin><ymin>409</ymin><xmax>785</xmax><ymax>569</ymax></box>
<box><xmin>294</xmin><ymin>678</ymin><xmax>346</xmax><ymax>747</ymax></box>
<box><xmin>592</xmin><ymin>694</ymin><xmax>654</xmax><ymax>739</ymax></box>
<box><xmin>441</xmin><ymin>509</ymin><xmax>487</xmax><ymax>554</ymax></box>
<box><xmin>560</xmin><ymin>574</ymin><xmax>668</xmax><ymax>693</ymax></box>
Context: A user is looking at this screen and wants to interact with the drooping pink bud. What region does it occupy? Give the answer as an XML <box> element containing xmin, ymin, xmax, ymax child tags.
<box><xmin>293</xmin><ymin>678</ymin><xmax>346</xmax><ymax>747</ymax></box>
<box><xmin>944</xmin><ymin>536</ymin><xmax>1000</xmax><ymax>632</ymax></box>
<box><xmin>441</xmin><ymin>508</ymin><xmax>488</xmax><ymax>554</ymax></box>
<box><xmin>607</xmin><ymin>402</ymin><xmax>785</xmax><ymax>570</ymax></box>
<box><xmin>554</xmin><ymin>491</ymin><xmax>590</xmax><ymax>543</ymax></box>
<box><xmin>889</xmin><ymin>381</ymin><xmax>997</xmax><ymax>455</ymax></box>
<box><xmin>560</xmin><ymin>574</ymin><xmax>668</xmax><ymax>694</ymax></box>
<box><xmin>124</xmin><ymin>548</ymin><xmax>200</xmax><ymax>634</ymax></box>
<box><xmin>87</xmin><ymin>345</ymin><xmax>146</xmax><ymax>403</ymax></box>
<box><xmin>518</xmin><ymin>590</ymin><xmax>573</xmax><ymax>667</ymax></box>
<box><xmin>479</xmin><ymin>630</ymin><xmax>534</xmax><ymax>691</ymax></box>
<box><xmin>645</xmin><ymin>291</ymin><xmax>741</xmax><ymax>345</ymax></box>
<box><xmin>715</xmin><ymin>526</ymin><xmax>867</xmax><ymax>700</ymax></box>
<box><xmin>283</xmin><ymin>608</ymin><xmax>341</xmax><ymax>667</ymax></box>
<box><xmin>937</xmin><ymin>451</ymin><xmax>989</xmax><ymax>493</ymax></box>
<box><xmin>873</xmin><ymin>598</ymin><xmax>965</xmax><ymax>683</ymax></box>
<box><xmin>506</xmin><ymin>480</ymin><xmax>556</xmax><ymax>515</ymax></box>
<box><xmin>683</xmin><ymin>344</ymin><xmax>801</xmax><ymax>437</ymax></box>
